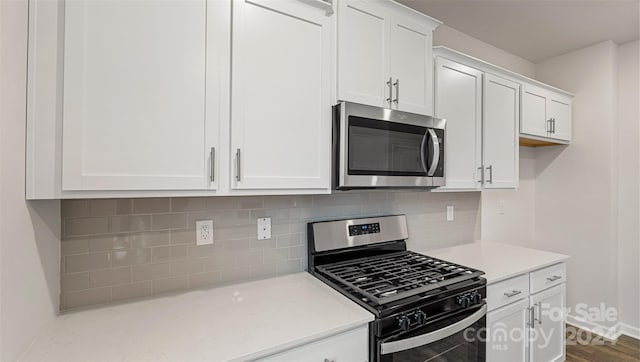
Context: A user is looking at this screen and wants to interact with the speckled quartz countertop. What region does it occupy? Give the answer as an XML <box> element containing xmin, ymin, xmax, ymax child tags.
<box><xmin>20</xmin><ymin>273</ymin><xmax>373</xmax><ymax>362</ymax></box>
<box><xmin>417</xmin><ymin>241</ymin><xmax>570</xmax><ymax>284</ymax></box>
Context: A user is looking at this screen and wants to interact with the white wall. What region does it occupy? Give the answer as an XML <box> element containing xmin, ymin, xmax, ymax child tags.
<box><xmin>433</xmin><ymin>25</ymin><xmax>536</xmax><ymax>78</ymax></box>
<box><xmin>534</xmin><ymin>41</ymin><xmax>620</xmax><ymax>331</ymax></box>
<box><xmin>616</xmin><ymin>40</ymin><xmax>639</xmax><ymax>336</ymax></box>
<box><xmin>0</xmin><ymin>1</ymin><xmax>61</xmax><ymax>360</ymax></box>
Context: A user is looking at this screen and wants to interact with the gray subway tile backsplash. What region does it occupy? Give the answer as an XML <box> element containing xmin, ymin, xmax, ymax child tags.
<box><xmin>60</xmin><ymin>191</ymin><xmax>480</xmax><ymax>310</ymax></box>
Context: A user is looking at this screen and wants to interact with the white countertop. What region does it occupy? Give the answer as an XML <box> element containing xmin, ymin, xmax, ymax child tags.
<box><xmin>418</xmin><ymin>241</ymin><xmax>569</xmax><ymax>284</ymax></box>
<box><xmin>21</xmin><ymin>273</ymin><xmax>373</xmax><ymax>362</ymax></box>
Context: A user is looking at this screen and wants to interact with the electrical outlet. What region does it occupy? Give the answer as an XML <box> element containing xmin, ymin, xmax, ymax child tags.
<box><xmin>498</xmin><ymin>200</ymin><xmax>505</xmax><ymax>215</ymax></box>
<box><xmin>257</xmin><ymin>217</ymin><xmax>271</xmax><ymax>240</ymax></box>
<box><xmin>196</xmin><ymin>220</ymin><xmax>214</xmax><ymax>246</ymax></box>
<box><xmin>446</xmin><ymin>206</ymin><xmax>454</xmax><ymax>221</ymax></box>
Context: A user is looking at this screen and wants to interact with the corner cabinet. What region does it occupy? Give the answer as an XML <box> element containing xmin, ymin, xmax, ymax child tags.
<box><xmin>26</xmin><ymin>0</ymin><xmax>334</xmax><ymax>199</ymax></box>
<box><xmin>231</xmin><ymin>0</ymin><xmax>333</xmax><ymax>192</ymax></box>
<box><xmin>337</xmin><ymin>0</ymin><xmax>441</xmax><ymax>115</ymax></box>
<box><xmin>486</xmin><ymin>263</ymin><xmax>567</xmax><ymax>362</ymax></box>
<box><xmin>433</xmin><ymin>53</ymin><xmax>519</xmax><ymax>191</ymax></box>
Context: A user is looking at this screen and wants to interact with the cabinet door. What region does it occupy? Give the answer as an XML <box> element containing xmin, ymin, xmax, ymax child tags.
<box><xmin>521</xmin><ymin>84</ymin><xmax>548</xmax><ymax>138</ymax></box>
<box><xmin>548</xmin><ymin>97</ymin><xmax>571</xmax><ymax>142</ymax></box>
<box><xmin>487</xmin><ymin>299</ymin><xmax>529</xmax><ymax>362</ymax></box>
<box><xmin>530</xmin><ymin>284</ymin><xmax>566</xmax><ymax>362</ymax></box>
<box><xmin>337</xmin><ymin>0</ymin><xmax>390</xmax><ymax>107</ymax></box>
<box><xmin>434</xmin><ymin>57</ymin><xmax>483</xmax><ymax>189</ymax></box>
<box><xmin>389</xmin><ymin>15</ymin><xmax>433</xmax><ymax>115</ymax></box>
<box><xmin>483</xmin><ymin>73</ymin><xmax>519</xmax><ymax>189</ymax></box>
<box><xmin>62</xmin><ymin>0</ymin><xmax>218</xmax><ymax>191</ymax></box>
<box><xmin>231</xmin><ymin>0</ymin><xmax>332</xmax><ymax>190</ymax></box>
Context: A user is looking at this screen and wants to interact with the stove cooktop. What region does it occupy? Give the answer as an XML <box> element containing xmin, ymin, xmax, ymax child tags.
<box><xmin>315</xmin><ymin>250</ymin><xmax>484</xmax><ymax>306</ymax></box>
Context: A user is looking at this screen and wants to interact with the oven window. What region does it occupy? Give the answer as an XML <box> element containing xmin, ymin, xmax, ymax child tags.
<box><xmin>379</xmin><ymin>310</ymin><xmax>486</xmax><ymax>362</ymax></box>
<box><xmin>348</xmin><ymin>116</ymin><xmax>427</xmax><ymax>176</ymax></box>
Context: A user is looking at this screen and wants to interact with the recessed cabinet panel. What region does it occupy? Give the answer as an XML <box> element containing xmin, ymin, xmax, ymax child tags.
<box><xmin>231</xmin><ymin>0</ymin><xmax>332</xmax><ymax>190</ymax></box>
<box><xmin>337</xmin><ymin>0</ymin><xmax>389</xmax><ymax>107</ymax></box>
<box><xmin>548</xmin><ymin>98</ymin><xmax>571</xmax><ymax>142</ymax></box>
<box><xmin>530</xmin><ymin>284</ymin><xmax>566</xmax><ymax>362</ymax></box>
<box><xmin>390</xmin><ymin>18</ymin><xmax>433</xmax><ymax>115</ymax></box>
<box><xmin>62</xmin><ymin>0</ymin><xmax>213</xmax><ymax>191</ymax></box>
<box><xmin>521</xmin><ymin>85</ymin><xmax>548</xmax><ymax>138</ymax></box>
<box><xmin>483</xmin><ymin>74</ymin><xmax>519</xmax><ymax>189</ymax></box>
<box><xmin>487</xmin><ymin>299</ymin><xmax>529</xmax><ymax>362</ymax></box>
<box><xmin>434</xmin><ymin>58</ymin><xmax>483</xmax><ymax>189</ymax></box>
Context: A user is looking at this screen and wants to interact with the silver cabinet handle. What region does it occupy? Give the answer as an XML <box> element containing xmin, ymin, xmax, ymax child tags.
<box><xmin>324</xmin><ymin>359</ymin><xmax>335</xmax><ymax>362</ymax></box>
<box><xmin>235</xmin><ymin>148</ymin><xmax>241</xmax><ymax>182</ymax></box>
<box><xmin>311</xmin><ymin>0</ymin><xmax>334</xmax><ymax>14</ymax></box>
<box><xmin>547</xmin><ymin>118</ymin><xmax>552</xmax><ymax>133</ymax></box>
<box><xmin>386</xmin><ymin>77</ymin><xmax>393</xmax><ymax>107</ymax></box>
<box><xmin>486</xmin><ymin>165</ymin><xmax>493</xmax><ymax>184</ymax></box>
<box><xmin>210</xmin><ymin>147</ymin><xmax>215</xmax><ymax>182</ymax></box>
<box><xmin>393</xmin><ymin>78</ymin><xmax>399</xmax><ymax>104</ymax></box>
<box><xmin>546</xmin><ymin>275</ymin><xmax>562</xmax><ymax>282</ymax></box>
<box><xmin>537</xmin><ymin>302</ymin><xmax>542</xmax><ymax>325</ymax></box>
<box><xmin>552</xmin><ymin>118</ymin><xmax>556</xmax><ymax>133</ymax></box>
<box><xmin>478</xmin><ymin>166</ymin><xmax>484</xmax><ymax>184</ymax></box>
<box><xmin>504</xmin><ymin>290</ymin><xmax>522</xmax><ymax>298</ymax></box>
<box><xmin>529</xmin><ymin>306</ymin><xmax>535</xmax><ymax>328</ymax></box>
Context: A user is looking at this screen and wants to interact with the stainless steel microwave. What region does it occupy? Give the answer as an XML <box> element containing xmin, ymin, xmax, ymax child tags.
<box><xmin>333</xmin><ymin>102</ymin><xmax>445</xmax><ymax>190</ymax></box>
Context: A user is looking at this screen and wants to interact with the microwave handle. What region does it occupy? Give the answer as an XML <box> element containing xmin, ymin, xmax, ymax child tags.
<box><xmin>426</xmin><ymin>129</ymin><xmax>440</xmax><ymax>176</ymax></box>
<box><xmin>381</xmin><ymin>304</ymin><xmax>487</xmax><ymax>355</ymax></box>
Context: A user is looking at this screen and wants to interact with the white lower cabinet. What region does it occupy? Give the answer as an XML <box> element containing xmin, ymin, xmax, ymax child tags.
<box><xmin>253</xmin><ymin>326</ymin><xmax>368</xmax><ymax>362</ymax></box>
<box><xmin>486</xmin><ymin>263</ymin><xmax>566</xmax><ymax>362</ymax></box>
<box><xmin>487</xmin><ymin>299</ymin><xmax>529</xmax><ymax>362</ymax></box>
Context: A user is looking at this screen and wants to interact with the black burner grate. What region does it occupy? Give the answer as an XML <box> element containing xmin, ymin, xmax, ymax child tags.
<box><xmin>315</xmin><ymin>251</ymin><xmax>484</xmax><ymax>305</ymax></box>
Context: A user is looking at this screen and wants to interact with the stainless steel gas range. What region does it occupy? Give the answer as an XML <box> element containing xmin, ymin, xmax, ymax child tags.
<box><xmin>307</xmin><ymin>215</ymin><xmax>487</xmax><ymax>362</ymax></box>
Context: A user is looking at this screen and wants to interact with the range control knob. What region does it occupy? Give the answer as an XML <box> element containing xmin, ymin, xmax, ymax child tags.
<box><xmin>472</xmin><ymin>292</ymin><xmax>483</xmax><ymax>304</ymax></box>
<box><xmin>397</xmin><ymin>315</ymin><xmax>411</xmax><ymax>331</ymax></box>
<box><xmin>414</xmin><ymin>310</ymin><xmax>427</xmax><ymax>325</ymax></box>
<box><xmin>456</xmin><ymin>295</ymin><xmax>470</xmax><ymax>308</ymax></box>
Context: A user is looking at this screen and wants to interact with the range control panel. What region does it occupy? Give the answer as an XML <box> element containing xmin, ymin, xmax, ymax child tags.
<box><xmin>348</xmin><ymin>222</ymin><xmax>381</xmax><ymax>236</ymax></box>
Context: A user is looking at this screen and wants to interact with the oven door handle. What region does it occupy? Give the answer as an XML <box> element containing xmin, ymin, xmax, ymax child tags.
<box><xmin>381</xmin><ymin>304</ymin><xmax>487</xmax><ymax>355</ymax></box>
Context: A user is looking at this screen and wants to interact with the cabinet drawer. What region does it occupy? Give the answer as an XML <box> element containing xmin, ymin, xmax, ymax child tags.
<box><xmin>530</xmin><ymin>263</ymin><xmax>566</xmax><ymax>294</ymax></box>
<box><xmin>487</xmin><ymin>274</ymin><xmax>530</xmax><ymax>312</ymax></box>
<box><xmin>254</xmin><ymin>325</ymin><xmax>368</xmax><ymax>362</ymax></box>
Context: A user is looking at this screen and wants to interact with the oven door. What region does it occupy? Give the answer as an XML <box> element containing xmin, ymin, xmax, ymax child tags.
<box><xmin>378</xmin><ymin>304</ymin><xmax>487</xmax><ymax>362</ymax></box>
<box><xmin>336</xmin><ymin>102</ymin><xmax>444</xmax><ymax>189</ymax></box>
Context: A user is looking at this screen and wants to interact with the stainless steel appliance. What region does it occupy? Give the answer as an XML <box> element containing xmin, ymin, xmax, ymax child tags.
<box><xmin>308</xmin><ymin>215</ymin><xmax>486</xmax><ymax>361</ymax></box>
<box><xmin>333</xmin><ymin>102</ymin><xmax>446</xmax><ymax>190</ymax></box>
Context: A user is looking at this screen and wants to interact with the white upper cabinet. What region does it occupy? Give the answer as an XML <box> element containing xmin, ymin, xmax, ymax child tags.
<box><xmin>483</xmin><ymin>73</ymin><xmax>520</xmax><ymax>189</ymax></box>
<box><xmin>230</xmin><ymin>0</ymin><xmax>333</xmax><ymax>191</ymax></box>
<box><xmin>62</xmin><ymin>0</ymin><xmax>220</xmax><ymax>191</ymax></box>
<box><xmin>521</xmin><ymin>83</ymin><xmax>572</xmax><ymax>144</ymax></box>
<box><xmin>337</xmin><ymin>0</ymin><xmax>440</xmax><ymax>115</ymax></box>
<box><xmin>337</xmin><ymin>0</ymin><xmax>390</xmax><ymax>107</ymax></box>
<box><xmin>434</xmin><ymin>57</ymin><xmax>483</xmax><ymax>190</ymax></box>
<box><xmin>389</xmin><ymin>16</ymin><xmax>434</xmax><ymax>115</ymax></box>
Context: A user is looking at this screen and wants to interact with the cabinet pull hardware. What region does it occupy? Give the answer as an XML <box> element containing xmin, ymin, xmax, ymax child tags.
<box><xmin>393</xmin><ymin>79</ymin><xmax>399</xmax><ymax>104</ymax></box>
<box><xmin>547</xmin><ymin>118</ymin><xmax>552</xmax><ymax>133</ymax></box>
<box><xmin>546</xmin><ymin>275</ymin><xmax>562</xmax><ymax>282</ymax></box>
<box><xmin>486</xmin><ymin>165</ymin><xmax>493</xmax><ymax>184</ymax></box>
<box><xmin>312</xmin><ymin>0</ymin><xmax>334</xmax><ymax>14</ymax></box>
<box><xmin>386</xmin><ymin>77</ymin><xmax>393</xmax><ymax>107</ymax></box>
<box><xmin>235</xmin><ymin>148</ymin><xmax>241</xmax><ymax>182</ymax></box>
<box><xmin>504</xmin><ymin>290</ymin><xmax>522</xmax><ymax>298</ymax></box>
<box><xmin>210</xmin><ymin>147</ymin><xmax>215</xmax><ymax>182</ymax></box>
<box><xmin>529</xmin><ymin>306</ymin><xmax>535</xmax><ymax>328</ymax></box>
<box><xmin>552</xmin><ymin>118</ymin><xmax>556</xmax><ymax>133</ymax></box>
<box><xmin>324</xmin><ymin>359</ymin><xmax>335</xmax><ymax>362</ymax></box>
<box><xmin>478</xmin><ymin>166</ymin><xmax>484</xmax><ymax>184</ymax></box>
<box><xmin>537</xmin><ymin>302</ymin><xmax>543</xmax><ymax>325</ymax></box>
